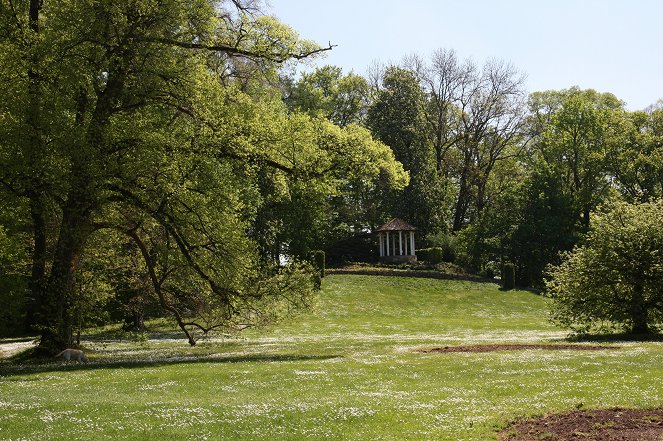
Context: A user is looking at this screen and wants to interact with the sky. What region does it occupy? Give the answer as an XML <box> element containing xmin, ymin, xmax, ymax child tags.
<box><xmin>268</xmin><ymin>0</ymin><xmax>663</xmax><ymax>111</ymax></box>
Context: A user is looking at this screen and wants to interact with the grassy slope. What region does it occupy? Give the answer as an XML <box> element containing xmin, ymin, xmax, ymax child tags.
<box><xmin>1</xmin><ymin>275</ymin><xmax>662</xmax><ymax>440</ymax></box>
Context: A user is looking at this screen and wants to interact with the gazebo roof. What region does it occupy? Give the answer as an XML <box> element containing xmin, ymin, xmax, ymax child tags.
<box><xmin>375</xmin><ymin>218</ymin><xmax>417</xmax><ymax>232</ymax></box>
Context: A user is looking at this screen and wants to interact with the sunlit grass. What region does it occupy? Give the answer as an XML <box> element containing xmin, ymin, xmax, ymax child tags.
<box><xmin>1</xmin><ymin>275</ymin><xmax>661</xmax><ymax>440</ymax></box>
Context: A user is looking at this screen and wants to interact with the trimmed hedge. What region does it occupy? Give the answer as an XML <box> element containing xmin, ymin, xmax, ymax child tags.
<box><xmin>417</xmin><ymin>247</ymin><xmax>443</xmax><ymax>263</ymax></box>
<box><xmin>311</xmin><ymin>250</ymin><xmax>325</xmax><ymax>278</ymax></box>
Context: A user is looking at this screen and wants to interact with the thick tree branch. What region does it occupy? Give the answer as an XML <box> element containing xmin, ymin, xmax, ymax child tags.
<box><xmin>142</xmin><ymin>37</ymin><xmax>335</xmax><ymax>63</ymax></box>
<box><xmin>105</xmin><ymin>184</ymin><xmax>242</xmax><ymax>306</ymax></box>
<box><xmin>122</xmin><ymin>227</ymin><xmax>197</xmax><ymax>346</ymax></box>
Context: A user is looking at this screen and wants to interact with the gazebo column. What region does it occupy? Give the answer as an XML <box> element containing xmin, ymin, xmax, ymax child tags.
<box><xmin>410</xmin><ymin>232</ymin><xmax>415</xmax><ymax>256</ymax></box>
<box><xmin>379</xmin><ymin>233</ymin><xmax>384</xmax><ymax>257</ymax></box>
<box><xmin>399</xmin><ymin>231</ymin><xmax>403</xmax><ymax>256</ymax></box>
<box><xmin>386</xmin><ymin>232</ymin><xmax>390</xmax><ymax>256</ymax></box>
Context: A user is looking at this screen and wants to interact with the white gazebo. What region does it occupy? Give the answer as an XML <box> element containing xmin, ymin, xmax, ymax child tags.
<box><xmin>375</xmin><ymin>218</ymin><xmax>417</xmax><ymax>263</ymax></box>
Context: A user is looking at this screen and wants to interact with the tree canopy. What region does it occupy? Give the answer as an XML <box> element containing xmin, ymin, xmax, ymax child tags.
<box><xmin>0</xmin><ymin>0</ymin><xmax>406</xmax><ymax>352</ymax></box>
<box><xmin>1</xmin><ymin>1</ymin><xmax>662</xmax><ymax>346</ymax></box>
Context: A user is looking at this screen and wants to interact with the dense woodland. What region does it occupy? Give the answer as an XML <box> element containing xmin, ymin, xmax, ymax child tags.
<box><xmin>1</xmin><ymin>0</ymin><xmax>662</xmax><ymax>349</ymax></box>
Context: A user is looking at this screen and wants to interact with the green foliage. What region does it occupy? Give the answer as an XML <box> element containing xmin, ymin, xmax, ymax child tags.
<box><xmin>250</xmin><ymin>114</ymin><xmax>408</xmax><ymax>262</ymax></box>
<box><xmin>416</xmin><ymin>247</ymin><xmax>443</xmax><ymax>264</ymax></box>
<box><xmin>0</xmin><ymin>280</ymin><xmax>28</xmax><ymax>337</ymax></box>
<box><xmin>323</xmin><ymin>233</ymin><xmax>376</xmax><ymax>265</ymax></box>
<box><xmin>275</xmin><ymin>66</ymin><xmax>408</xmax><ymax>262</ymax></box>
<box><xmin>0</xmin><ymin>215</ymin><xmax>30</xmax><ymax>337</ymax></box>
<box><xmin>529</xmin><ymin>87</ymin><xmax>626</xmax><ymax>228</ymax></box>
<box><xmin>284</xmin><ymin>65</ymin><xmax>370</xmax><ymax>127</ymax></box>
<box><xmin>456</xmin><ymin>150</ymin><xmax>580</xmax><ymax>288</ymax></box>
<box><xmin>502</xmin><ymin>263</ymin><xmax>516</xmax><ymax>290</ymax></box>
<box><xmin>426</xmin><ymin>231</ymin><xmax>457</xmax><ymax>262</ymax></box>
<box><xmin>547</xmin><ymin>200</ymin><xmax>663</xmax><ymax>334</ymax></box>
<box><xmin>367</xmin><ymin>66</ymin><xmax>444</xmax><ymax>236</ymax></box>
<box><xmin>0</xmin><ymin>226</ymin><xmax>18</xmax><ymax>261</ymax></box>
<box><xmin>456</xmin><ymin>87</ymin><xmax>634</xmax><ymax>288</ymax></box>
<box><xmin>609</xmin><ymin>108</ymin><xmax>663</xmax><ymax>202</ymax></box>
<box><xmin>368</xmin><ymin>67</ymin><xmax>430</xmax><ymax>170</ymax></box>
<box><xmin>508</xmin><ymin>166</ymin><xmax>578</xmax><ymax>286</ymax></box>
<box><xmin>225</xmin><ymin>262</ymin><xmax>319</xmax><ymax>331</ymax></box>
<box><xmin>0</xmin><ymin>0</ymin><xmax>407</xmax><ymax>350</ymax></box>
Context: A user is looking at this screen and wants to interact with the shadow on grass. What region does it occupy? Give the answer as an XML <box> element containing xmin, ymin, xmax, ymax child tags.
<box><xmin>81</xmin><ymin>329</ymin><xmax>182</xmax><ymax>343</ymax></box>
<box><xmin>76</xmin><ymin>327</ymin><xmax>242</xmax><ymax>344</ymax></box>
<box><xmin>327</xmin><ymin>268</ymin><xmax>499</xmax><ymax>284</ymax></box>
<box><xmin>565</xmin><ymin>332</ymin><xmax>663</xmax><ymax>343</ymax></box>
<box><xmin>498</xmin><ymin>286</ymin><xmax>544</xmax><ymax>296</ymax></box>
<box><xmin>0</xmin><ymin>351</ymin><xmax>342</xmax><ymax>377</ymax></box>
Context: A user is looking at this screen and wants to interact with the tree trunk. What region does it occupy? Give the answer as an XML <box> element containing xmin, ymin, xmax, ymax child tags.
<box><xmin>452</xmin><ymin>169</ymin><xmax>470</xmax><ymax>232</ymax></box>
<box><xmin>476</xmin><ymin>179</ymin><xmax>486</xmax><ymax>215</ymax></box>
<box><xmin>630</xmin><ymin>285</ymin><xmax>649</xmax><ymax>334</ymax></box>
<box><xmin>452</xmin><ymin>143</ymin><xmax>474</xmax><ymax>232</ymax></box>
<box><xmin>581</xmin><ymin>206</ymin><xmax>591</xmax><ymax>230</ymax></box>
<box><xmin>36</xmin><ymin>199</ymin><xmax>92</xmax><ymax>355</ymax></box>
<box><xmin>133</xmin><ymin>311</ymin><xmax>145</xmax><ymax>332</ymax></box>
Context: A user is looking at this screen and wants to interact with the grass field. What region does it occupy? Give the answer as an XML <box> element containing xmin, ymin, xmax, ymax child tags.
<box><xmin>1</xmin><ymin>275</ymin><xmax>662</xmax><ymax>440</ymax></box>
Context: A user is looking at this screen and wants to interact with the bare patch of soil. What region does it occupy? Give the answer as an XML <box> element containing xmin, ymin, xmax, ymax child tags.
<box><xmin>418</xmin><ymin>343</ymin><xmax>619</xmax><ymax>353</ymax></box>
<box><xmin>499</xmin><ymin>408</ymin><xmax>663</xmax><ymax>440</ymax></box>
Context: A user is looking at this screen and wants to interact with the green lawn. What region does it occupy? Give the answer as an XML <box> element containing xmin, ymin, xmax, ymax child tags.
<box><xmin>1</xmin><ymin>275</ymin><xmax>662</xmax><ymax>440</ymax></box>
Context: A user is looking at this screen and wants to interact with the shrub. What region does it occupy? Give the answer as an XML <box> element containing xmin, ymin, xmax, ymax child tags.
<box><xmin>311</xmin><ymin>250</ymin><xmax>325</xmax><ymax>278</ymax></box>
<box><xmin>547</xmin><ymin>200</ymin><xmax>663</xmax><ymax>335</ymax></box>
<box><xmin>325</xmin><ymin>234</ymin><xmax>375</xmax><ymax>265</ymax></box>
<box><xmin>417</xmin><ymin>247</ymin><xmax>443</xmax><ymax>263</ymax></box>
<box><xmin>426</xmin><ymin>232</ymin><xmax>457</xmax><ymax>262</ymax></box>
<box><xmin>483</xmin><ymin>261</ymin><xmax>500</xmax><ymax>279</ymax></box>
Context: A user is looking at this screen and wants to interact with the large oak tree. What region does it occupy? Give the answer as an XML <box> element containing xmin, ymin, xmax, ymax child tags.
<box><xmin>0</xmin><ymin>0</ymin><xmax>405</xmax><ymax>352</ymax></box>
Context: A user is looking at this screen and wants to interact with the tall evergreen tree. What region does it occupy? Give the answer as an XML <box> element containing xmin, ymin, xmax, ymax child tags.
<box><xmin>367</xmin><ymin>66</ymin><xmax>444</xmax><ymax>236</ymax></box>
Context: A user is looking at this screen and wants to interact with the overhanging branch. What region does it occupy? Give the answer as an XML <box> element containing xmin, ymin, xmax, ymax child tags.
<box><xmin>142</xmin><ymin>37</ymin><xmax>335</xmax><ymax>63</ymax></box>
